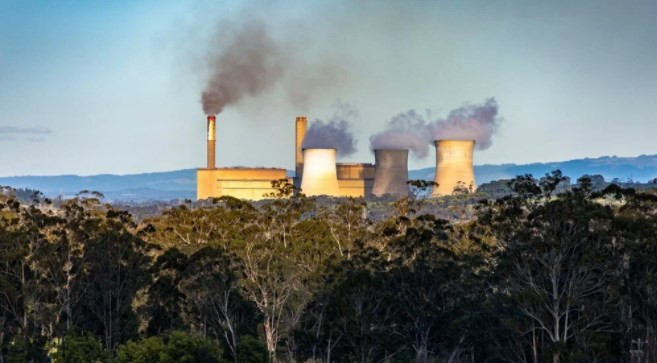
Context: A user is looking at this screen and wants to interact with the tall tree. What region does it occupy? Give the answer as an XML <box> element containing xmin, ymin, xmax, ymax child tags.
<box><xmin>75</xmin><ymin>208</ymin><xmax>152</xmax><ymax>354</ymax></box>
<box><xmin>180</xmin><ymin>246</ymin><xmax>258</xmax><ymax>361</ymax></box>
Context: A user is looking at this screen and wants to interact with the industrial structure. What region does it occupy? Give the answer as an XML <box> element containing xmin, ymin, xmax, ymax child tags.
<box><xmin>372</xmin><ymin>149</ymin><xmax>409</xmax><ymax>197</ymax></box>
<box><xmin>432</xmin><ymin>140</ymin><xmax>476</xmax><ymax>196</ymax></box>
<box><xmin>294</xmin><ymin>117</ymin><xmax>375</xmax><ymax>197</ymax></box>
<box><xmin>197</xmin><ymin>116</ymin><xmax>288</xmax><ymax>200</ymax></box>
<box><xmin>299</xmin><ymin>148</ymin><xmax>340</xmax><ymax>196</ymax></box>
<box><xmin>197</xmin><ymin>115</ymin><xmax>477</xmax><ymax>200</ymax></box>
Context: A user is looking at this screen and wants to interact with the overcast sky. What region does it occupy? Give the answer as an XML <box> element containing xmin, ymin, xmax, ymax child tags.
<box><xmin>1</xmin><ymin>0</ymin><xmax>656</xmax><ymax>176</ymax></box>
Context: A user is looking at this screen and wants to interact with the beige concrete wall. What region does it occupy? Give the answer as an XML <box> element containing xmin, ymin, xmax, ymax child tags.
<box><xmin>219</xmin><ymin>179</ymin><xmax>291</xmax><ymax>200</ymax></box>
<box><xmin>197</xmin><ymin>169</ymin><xmax>220</xmax><ymax>200</ymax></box>
<box><xmin>334</xmin><ymin>163</ymin><xmax>375</xmax><ymax>197</ymax></box>
<box><xmin>200</xmin><ymin>163</ymin><xmax>380</xmax><ymax>200</ymax></box>
<box><xmin>212</xmin><ymin>168</ymin><xmax>286</xmax><ymax>180</ymax></box>
<box><xmin>197</xmin><ymin>168</ymin><xmax>288</xmax><ymax>201</ymax></box>
<box><xmin>337</xmin><ymin>179</ymin><xmax>374</xmax><ymax>197</ymax></box>
<box><xmin>336</xmin><ymin>163</ymin><xmax>375</xmax><ymax>179</ymax></box>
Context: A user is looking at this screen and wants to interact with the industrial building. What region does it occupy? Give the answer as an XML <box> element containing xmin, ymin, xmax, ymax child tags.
<box><xmin>197</xmin><ymin>115</ymin><xmax>476</xmax><ymax>200</ymax></box>
<box><xmin>432</xmin><ymin>140</ymin><xmax>477</xmax><ymax>196</ymax></box>
<box><xmin>372</xmin><ymin>149</ymin><xmax>409</xmax><ymax>197</ymax></box>
<box><xmin>197</xmin><ymin>115</ymin><xmax>289</xmax><ymax>200</ymax></box>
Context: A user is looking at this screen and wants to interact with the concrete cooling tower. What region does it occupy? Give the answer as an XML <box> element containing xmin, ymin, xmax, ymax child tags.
<box><xmin>372</xmin><ymin>149</ymin><xmax>409</xmax><ymax>197</ymax></box>
<box><xmin>300</xmin><ymin>148</ymin><xmax>340</xmax><ymax>196</ymax></box>
<box><xmin>432</xmin><ymin>140</ymin><xmax>476</xmax><ymax>196</ymax></box>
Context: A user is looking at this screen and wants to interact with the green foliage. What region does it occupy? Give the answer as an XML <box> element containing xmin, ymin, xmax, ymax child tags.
<box><xmin>4</xmin><ymin>174</ymin><xmax>657</xmax><ymax>362</ymax></box>
<box><xmin>265</xmin><ymin>178</ymin><xmax>300</xmax><ymax>199</ymax></box>
<box><xmin>236</xmin><ymin>335</ymin><xmax>269</xmax><ymax>363</ymax></box>
<box><xmin>143</xmin><ymin>248</ymin><xmax>188</xmax><ymax>335</ymax></box>
<box><xmin>117</xmin><ymin>336</ymin><xmax>166</xmax><ymax>363</ymax></box>
<box><xmin>116</xmin><ymin>331</ymin><xmax>225</xmax><ymax>363</ymax></box>
<box><xmin>50</xmin><ymin>335</ymin><xmax>107</xmax><ymax>363</ymax></box>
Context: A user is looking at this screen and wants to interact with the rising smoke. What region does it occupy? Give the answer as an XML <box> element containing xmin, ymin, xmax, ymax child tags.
<box><xmin>369</xmin><ymin>98</ymin><xmax>500</xmax><ymax>158</ymax></box>
<box><xmin>201</xmin><ymin>21</ymin><xmax>284</xmax><ymax>115</ymax></box>
<box><xmin>302</xmin><ymin>100</ymin><xmax>358</xmax><ymax>157</ymax></box>
<box><xmin>200</xmin><ymin>17</ymin><xmax>343</xmax><ymax>116</ymax></box>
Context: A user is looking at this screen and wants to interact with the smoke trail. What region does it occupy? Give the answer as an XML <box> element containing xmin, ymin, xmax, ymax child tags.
<box><xmin>427</xmin><ymin>98</ymin><xmax>499</xmax><ymax>150</ymax></box>
<box><xmin>369</xmin><ymin>110</ymin><xmax>432</xmax><ymax>158</ymax></box>
<box><xmin>369</xmin><ymin>98</ymin><xmax>499</xmax><ymax>158</ymax></box>
<box><xmin>200</xmin><ymin>16</ymin><xmax>344</xmax><ymax>116</ymax></box>
<box><xmin>201</xmin><ymin>21</ymin><xmax>284</xmax><ymax>115</ymax></box>
<box><xmin>302</xmin><ymin>100</ymin><xmax>358</xmax><ymax>157</ymax></box>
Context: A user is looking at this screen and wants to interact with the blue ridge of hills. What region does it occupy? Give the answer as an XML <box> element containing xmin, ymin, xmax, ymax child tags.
<box><xmin>410</xmin><ymin>154</ymin><xmax>657</xmax><ymax>184</ymax></box>
<box><xmin>2</xmin><ymin>154</ymin><xmax>657</xmax><ymax>202</ymax></box>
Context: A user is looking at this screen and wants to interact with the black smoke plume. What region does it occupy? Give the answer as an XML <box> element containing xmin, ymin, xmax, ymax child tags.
<box><xmin>201</xmin><ymin>21</ymin><xmax>284</xmax><ymax>115</ymax></box>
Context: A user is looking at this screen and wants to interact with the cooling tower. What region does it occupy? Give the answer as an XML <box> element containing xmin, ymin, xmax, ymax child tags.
<box><xmin>300</xmin><ymin>148</ymin><xmax>340</xmax><ymax>196</ymax></box>
<box><xmin>207</xmin><ymin>115</ymin><xmax>216</xmax><ymax>169</ymax></box>
<box><xmin>372</xmin><ymin>149</ymin><xmax>409</xmax><ymax>197</ymax></box>
<box><xmin>432</xmin><ymin>140</ymin><xmax>476</xmax><ymax>196</ymax></box>
<box><xmin>295</xmin><ymin>116</ymin><xmax>307</xmax><ymax>177</ymax></box>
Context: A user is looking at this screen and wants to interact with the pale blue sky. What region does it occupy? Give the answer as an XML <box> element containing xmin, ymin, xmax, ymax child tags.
<box><xmin>1</xmin><ymin>0</ymin><xmax>656</xmax><ymax>176</ymax></box>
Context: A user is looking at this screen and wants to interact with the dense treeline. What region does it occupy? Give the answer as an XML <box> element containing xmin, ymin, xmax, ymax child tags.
<box><xmin>2</xmin><ymin>172</ymin><xmax>657</xmax><ymax>362</ymax></box>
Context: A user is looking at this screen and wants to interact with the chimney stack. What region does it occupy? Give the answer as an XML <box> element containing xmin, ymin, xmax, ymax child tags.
<box><xmin>300</xmin><ymin>148</ymin><xmax>340</xmax><ymax>196</ymax></box>
<box><xmin>432</xmin><ymin>140</ymin><xmax>476</xmax><ymax>196</ymax></box>
<box><xmin>295</xmin><ymin>116</ymin><xmax>307</xmax><ymax>177</ymax></box>
<box><xmin>372</xmin><ymin>149</ymin><xmax>409</xmax><ymax>197</ymax></box>
<box><xmin>207</xmin><ymin>115</ymin><xmax>216</xmax><ymax>169</ymax></box>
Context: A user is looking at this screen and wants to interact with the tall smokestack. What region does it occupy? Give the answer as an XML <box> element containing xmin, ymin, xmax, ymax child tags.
<box><xmin>207</xmin><ymin>115</ymin><xmax>216</xmax><ymax>169</ymax></box>
<box><xmin>295</xmin><ymin>116</ymin><xmax>307</xmax><ymax>177</ymax></box>
<box><xmin>432</xmin><ymin>140</ymin><xmax>476</xmax><ymax>196</ymax></box>
<box><xmin>372</xmin><ymin>149</ymin><xmax>409</xmax><ymax>197</ymax></box>
<box><xmin>300</xmin><ymin>148</ymin><xmax>339</xmax><ymax>196</ymax></box>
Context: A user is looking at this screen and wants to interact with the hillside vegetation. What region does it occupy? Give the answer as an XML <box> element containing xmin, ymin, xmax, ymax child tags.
<box><xmin>2</xmin><ymin>172</ymin><xmax>657</xmax><ymax>362</ymax></box>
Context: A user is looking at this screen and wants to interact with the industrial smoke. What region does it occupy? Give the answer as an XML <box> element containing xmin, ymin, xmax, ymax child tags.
<box><xmin>369</xmin><ymin>110</ymin><xmax>431</xmax><ymax>158</ymax></box>
<box><xmin>200</xmin><ymin>18</ymin><xmax>343</xmax><ymax>116</ymax></box>
<box><xmin>369</xmin><ymin>98</ymin><xmax>499</xmax><ymax>158</ymax></box>
<box><xmin>201</xmin><ymin>21</ymin><xmax>284</xmax><ymax>115</ymax></box>
<box><xmin>302</xmin><ymin>100</ymin><xmax>357</xmax><ymax>157</ymax></box>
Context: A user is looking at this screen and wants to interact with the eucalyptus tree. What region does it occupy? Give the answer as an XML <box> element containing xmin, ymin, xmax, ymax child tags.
<box><xmin>481</xmin><ymin>174</ymin><xmax>620</xmax><ymax>362</ymax></box>
<box><xmin>180</xmin><ymin>246</ymin><xmax>258</xmax><ymax>361</ymax></box>
<box><xmin>74</xmin><ymin>207</ymin><xmax>153</xmax><ymax>354</ymax></box>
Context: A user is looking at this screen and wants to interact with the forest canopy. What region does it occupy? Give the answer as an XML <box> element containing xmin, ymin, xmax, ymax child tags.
<box><xmin>1</xmin><ymin>172</ymin><xmax>657</xmax><ymax>362</ymax></box>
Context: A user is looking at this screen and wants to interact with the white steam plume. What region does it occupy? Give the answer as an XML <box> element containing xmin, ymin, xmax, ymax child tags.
<box><xmin>370</xmin><ymin>98</ymin><xmax>500</xmax><ymax>158</ymax></box>
<box><xmin>302</xmin><ymin>100</ymin><xmax>358</xmax><ymax>157</ymax></box>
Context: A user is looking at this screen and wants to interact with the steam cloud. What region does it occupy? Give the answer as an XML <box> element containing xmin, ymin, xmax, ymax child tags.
<box><xmin>369</xmin><ymin>98</ymin><xmax>499</xmax><ymax>158</ymax></box>
<box><xmin>201</xmin><ymin>21</ymin><xmax>284</xmax><ymax>115</ymax></box>
<box><xmin>302</xmin><ymin>100</ymin><xmax>358</xmax><ymax>157</ymax></box>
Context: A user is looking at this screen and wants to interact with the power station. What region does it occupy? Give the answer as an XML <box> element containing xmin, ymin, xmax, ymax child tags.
<box><xmin>197</xmin><ymin>116</ymin><xmax>476</xmax><ymax>200</ymax></box>
<box><xmin>432</xmin><ymin>140</ymin><xmax>476</xmax><ymax>196</ymax></box>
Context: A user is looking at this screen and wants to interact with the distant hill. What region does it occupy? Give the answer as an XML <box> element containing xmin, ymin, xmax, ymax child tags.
<box><xmin>2</xmin><ymin>154</ymin><xmax>657</xmax><ymax>201</ymax></box>
<box><xmin>411</xmin><ymin>154</ymin><xmax>657</xmax><ymax>185</ymax></box>
<box><xmin>0</xmin><ymin>169</ymin><xmax>198</xmax><ymax>201</ymax></box>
